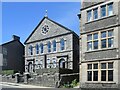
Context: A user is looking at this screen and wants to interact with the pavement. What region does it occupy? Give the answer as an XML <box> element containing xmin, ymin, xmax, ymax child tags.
<box><xmin>0</xmin><ymin>82</ymin><xmax>53</xmax><ymax>88</ymax></box>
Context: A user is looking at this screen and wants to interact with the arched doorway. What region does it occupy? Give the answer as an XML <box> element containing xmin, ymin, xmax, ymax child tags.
<box><xmin>28</xmin><ymin>62</ymin><xmax>33</xmax><ymax>72</ymax></box>
<box><xmin>59</xmin><ymin>58</ymin><xmax>65</xmax><ymax>68</ymax></box>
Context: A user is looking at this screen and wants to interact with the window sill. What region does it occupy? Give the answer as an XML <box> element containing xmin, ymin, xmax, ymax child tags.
<box><xmin>85</xmin><ymin>81</ymin><xmax>116</xmax><ymax>84</ymax></box>
<box><xmin>86</xmin><ymin>47</ymin><xmax>117</xmax><ymax>53</ymax></box>
<box><xmin>85</xmin><ymin>14</ymin><xmax>116</xmax><ymax>24</ymax></box>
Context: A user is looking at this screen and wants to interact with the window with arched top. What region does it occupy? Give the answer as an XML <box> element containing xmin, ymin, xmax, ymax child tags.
<box><xmin>40</xmin><ymin>43</ymin><xmax>43</xmax><ymax>53</ymax></box>
<box><xmin>47</xmin><ymin>41</ymin><xmax>51</xmax><ymax>52</ymax></box>
<box><xmin>36</xmin><ymin>44</ymin><xmax>39</xmax><ymax>54</ymax></box>
<box><xmin>29</xmin><ymin>45</ymin><xmax>33</xmax><ymax>55</ymax></box>
<box><xmin>53</xmin><ymin>40</ymin><xmax>56</xmax><ymax>52</ymax></box>
<box><xmin>60</xmin><ymin>39</ymin><xmax>65</xmax><ymax>50</ymax></box>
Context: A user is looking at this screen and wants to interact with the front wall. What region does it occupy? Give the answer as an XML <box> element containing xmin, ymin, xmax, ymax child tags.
<box><xmin>81</xmin><ymin>0</ymin><xmax>118</xmax><ymax>34</ymax></box>
<box><xmin>81</xmin><ymin>27</ymin><xmax>119</xmax><ymax>61</ymax></box>
<box><xmin>80</xmin><ymin>60</ymin><xmax>119</xmax><ymax>88</ymax></box>
<box><xmin>25</xmin><ymin>34</ymin><xmax>73</xmax><ymax>72</ymax></box>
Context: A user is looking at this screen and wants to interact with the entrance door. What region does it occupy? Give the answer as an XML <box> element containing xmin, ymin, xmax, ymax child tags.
<box><xmin>28</xmin><ymin>62</ymin><xmax>33</xmax><ymax>72</ymax></box>
<box><xmin>59</xmin><ymin>59</ymin><xmax>65</xmax><ymax>68</ymax></box>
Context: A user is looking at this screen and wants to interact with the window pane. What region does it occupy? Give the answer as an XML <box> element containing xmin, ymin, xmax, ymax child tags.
<box><xmin>53</xmin><ymin>40</ymin><xmax>56</xmax><ymax>51</ymax></box>
<box><xmin>93</xmin><ymin>71</ymin><xmax>98</xmax><ymax>81</ymax></box>
<box><xmin>101</xmin><ymin>5</ymin><xmax>106</xmax><ymax>17</ymax></box>
<box><xmin>93</xmin><ymin>8</ymin><xmax>98</xmax><ymax>19</ymax></box>
<box><xmin>94</xmin><ymin>63</ymin><xmax>98</xmax><ymax>69</ymax></box>
<box><xmin>108</xmin><ymin>62</ymin><xmax>113</xmax><ymax>69</ymax></box>
<box><xmin>29</xmin><ymin>45</ymin><xmax>33</xmax><ymax>55</ymax></box>
<box><xmin>108</xmin><ymin>30</ymin><xmax>113</xmax><ymax>37</ymax></box>
<box><xmin>108</xmin><ymin>3</ymin><xmax>113</xmax><ymax>16</ymax></box>
<box><xmin>93</xmin><ymin>33</ymin><xmax>98</xmax><ymax>39</ymax></box>
<box><xmin>87</xmin><ymin>34</ymin><xmax>92</xmax><ymax>41</ymax></box>
<box><xmin>87</xmin><ymin>10</ymin><xmax>92</xmax><ymax>21</ymax></box>
<box><xmin>101</xmin><ymin>63</ymin><xmax>106</xmax><ymax>69</ymax></box>
<box><xmin>108</xmin><ymin>70</ymin><xmax>113</xmax><ymax>81</ymax></box>
<box><xmin>101</xmin><ymin>31</ymin><xmax>106</xmax><ymax>38</ymax></box>
<box><xmin>88</xmin><ymin>64</ymin><xmax>92</xmax><ymax>69</ymax></box>
<box><xmin>60</xmin><ymin>39</ymin><xmax>65</xmax><ymax>50</ymax></box>
<box><xmin>87</xmin><ymin>42</ymin><xmax>92</xmax><ymax>51</ymax></box>
<box><xmin>93</xmin><ymin>41</ymin><xmax>98</xmax><ymax>49</ymax></box>
<box><xmin>40</xmin><ymin>43</ymin><xmax>43</xmax><ymax>53</ymax></box>
<box><xmin>101</xmin><ymin>39</ymin><xmax>106</xmax><ymax>48</ymax></box>
<box><xmin>47</xmin><ymin>42</ymin><xmax>51</xmax><ymax>52</ymax></box>
<box><xmin>87</xmin><ymin>71</ymin><xmax>92</xmax><ymax>81</ymax></box>
<box><xmin>36</xmin><ymin>44</ymin><xmax>39</xmax><ymax>54</ymax></box>
<box><xmin>108</xmin><ymin>38</ymin><xmax>113</xmax><ymax>48</ymax></box>
<box><xmin>101</xmin><ymin>70</ymin><xmax>106</xmax><ymax>81</ymax></box>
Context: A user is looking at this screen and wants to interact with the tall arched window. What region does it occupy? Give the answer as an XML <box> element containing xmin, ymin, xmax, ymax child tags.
<box><xmin>29</xmin><ymin>45</ymin><xmax>33</xmax><ymax>55</ymax></box>
<box><xmin>60</xmin><ymin>39</ymin><xmax>65</xmax><ymax>50</ymax></box>
<box><xmin>53</xmin><ymin>40</ymin><xmax>56</xmax><ymax>52</ymax></box>
<box><xmin>40</xmin><ymin>43</ymin><xmax>43</xmax><ymax>53</ymax></box>
<box><xmin>36</xmin><ymin>44</ymin><xmax>39</xmax><ymax>54</ymax></box>
<box><xmin>47</xmin><ymin>41</ymin><xmax>51</xmax><ymax>52</ymax></box>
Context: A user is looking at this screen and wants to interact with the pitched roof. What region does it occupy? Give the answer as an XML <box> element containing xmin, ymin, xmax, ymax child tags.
<box><xmin>24</xmin><ymin>16</ymin><xmax>78</xmax><ymax>44</ymax></box>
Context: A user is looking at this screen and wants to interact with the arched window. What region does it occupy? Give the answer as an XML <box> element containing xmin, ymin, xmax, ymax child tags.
<box><xmin>40</xmin><ymin>43</ymin><xmax>43</xmax><ymax>53</ymax></box>
<box><xmin>36</xmin><ymin>44</ymin><xmax>39</xmax><ymax>54</ymax></box>
<box><xmin>53</xmin><ymin>40</ymin><xmax>56</xmax><ymax>52</ymax></box>
<box><xmin>47</xmin><ymin>41</ymin><xmax>51</xmax><ymax>52</ymax></box>
<box><xmin>60</xmin><ymin>39</ymin><xmax>65</xmax><ymax>50</ymax></box>
<box><xmin>29</xmin><ymin>45</ymin><xmax>33</xmax><ymax>55</ymax></box>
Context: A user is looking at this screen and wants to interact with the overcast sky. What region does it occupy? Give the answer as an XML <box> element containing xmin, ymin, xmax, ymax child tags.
<box><xmin>2</xmin><ymin>2</ymin><xmax>80</xmax><ymax>44</ymax></box>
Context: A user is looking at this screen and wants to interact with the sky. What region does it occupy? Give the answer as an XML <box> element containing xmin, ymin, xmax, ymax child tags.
<box><xmin>2</xmin><ymin>2</ymin><xmax>80</xmax><ymax>44</ymax></box>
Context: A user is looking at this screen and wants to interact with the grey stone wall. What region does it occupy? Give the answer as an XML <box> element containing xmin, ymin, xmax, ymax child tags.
<box><xmin>84</xmin><ymin>48</ymin><xmax>118</xmax><ymax>61</ymax></box>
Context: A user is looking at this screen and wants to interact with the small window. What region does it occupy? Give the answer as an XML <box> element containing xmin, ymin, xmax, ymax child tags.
<box><xmin>108</xmin><ymin>3</ymin><xmax>113</xmax><ymax>16</ymax></box>
<box><xmin>29</xmin><ymin>45</ymin><xmax>33</xmax><ymax>55</ymax></box>
<box><xmin>40</xmin><ymin>43</ymin><xmax>43</xmax><ymax>53</ymax></box>
<box><xmin>87</xmin><ymin>10</ymin><xmax>92</xmax><ymax>22</ymax></box>
<box><xmin>101</xmin><ymin>39</ymin><xmax>107</xmax><ymax>48</ymax></box>
<box><xmin>93</xmin><ymin>33</ymin><xmax>98</xmax><ymax>40</ymax></box>
<box><xmin>87</xmin><ymin>34</ymin><xmax>92</xmax><ymax>41</ymax></box>
<box><xmin>93</xmin><ymin>8</ymin><xmax>98</xmax><ymax>20</ymax></box>
<box><xmin>108</xmin><ymin>62</ymin><xmax>113</xmax><ymax>69</ymax></box>
<box><xmin>101</xmin><ymin>70</ymin><xmax>106</xmax><ymax>81</ymax></box>
<box><xmin>93</xmin><ymin>71</ymin><xmax>98</xmax><ymax>81</ymax></box>
<box><xmin>93</xmin><ymin>41</ymin><xmax>98</xmax><ymax>49</ymax></box>
<box><xmin>93</xmin><ymin>63</ymin><xmax>98</xmax><ymax>69</ymax></box>
<box><xmin>108</xmin><ymin>30</ymin><xmax>113</xmax><ymax>37</ymax></box>
<box><xmin>36</xmin><ymin>44</ymin><xmax>39</xmax><ymax>54</ymax></box>
<box><xmin>87</xmin><ymin>71</ymin><xmax>92</xmax><ymax>81</ymax></box>
<box><xmin>101</xmin><ymin>5</ymin><xmax>106</xmax><ymax>17</ymax></box>
<box><xmin>39</xmin><ymin>60</ymin><xmax>43</xmax><ymax>69</ymax></box>
<box><xmin>108</xmin><ymin>38</ymin><xmax>113</xmax><ymax>47</ymax></box>
<box><xmin>53</xmin><ymin>40</ymin><xmax>56</xmax><ymax>52</ymax></box>
<box><xmin>101</xmin><ymin>63</ymin><xmax>106</xmax><ymax>69</ymax></box>
<box><xmin>60</xmin><ymin>39</ymin><xmax>65</xmax><ymax>50</ymax></box>
<box><xmin>108</xmin><ymin>70</ymin><xmax>113</xmax><ymax>81</ymax></box>
<box><xmin>101</xmin><ymin>31</ymin><xmax>106</xmax><ymax>38</ymax></box>
<box><xmin>47</xmin><ymin>41</ymin><xmax>51</xmax><ymax>53</ymax></box>
<box><xmin>88</xmin><ymin>64</ymin><xmax>92</xmax><ymax>69</ymax></box>
<box><xmin>87</xmin><ymin>42</ymin><xmax>92</xmax><ymax>50</ymax></box>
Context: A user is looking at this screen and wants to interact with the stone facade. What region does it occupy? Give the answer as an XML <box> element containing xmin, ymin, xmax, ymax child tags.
<box><xmin>1</xmin><ymin>35</ymin><xmax>25</xmax><ymax>73</ymax></box>
<box><xmin>24</xmin><ymin>16</ymin><xmax>79</xmax><ymax>86</ymax></box>
<box><xmin>80</xmin><ymin>0</ymin><xmax>120</xmax><ymax>89</ymax></box>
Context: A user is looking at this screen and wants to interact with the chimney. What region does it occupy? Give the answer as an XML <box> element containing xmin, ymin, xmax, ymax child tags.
<box><xmin>12</xmin><ymin>35</ymin><xmax>20</xmax><ymax>41</ymax></box>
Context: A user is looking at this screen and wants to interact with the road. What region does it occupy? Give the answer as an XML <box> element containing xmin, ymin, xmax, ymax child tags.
<box><xmin>0</xmin><ymin>82</ymin><xmax>54</xmax><ymax>90</ymax></box>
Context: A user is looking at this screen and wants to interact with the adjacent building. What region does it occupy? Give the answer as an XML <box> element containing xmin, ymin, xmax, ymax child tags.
<box><xmin>80</xmin><ymin>0</ymin><xmax>120</xmax><ymax>89</ymax></box>
<box><xmin>1</xmin><ymin>35</ymin><xmax>25</xmax><ymax>73</ymax></box>
<box><xmin>24</xmin><ymin>16</ymin><xmax>79</xmax><ymax>86</ymax></box>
